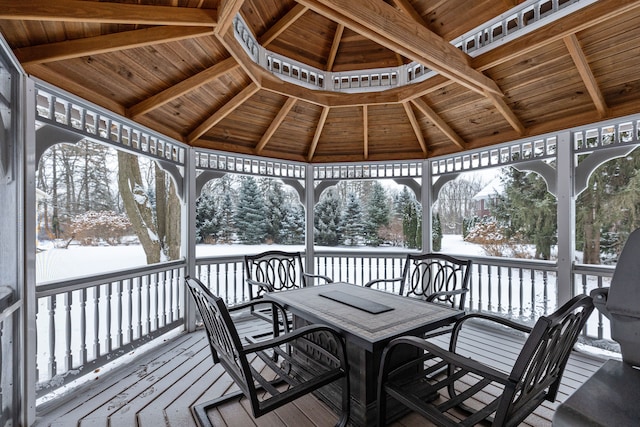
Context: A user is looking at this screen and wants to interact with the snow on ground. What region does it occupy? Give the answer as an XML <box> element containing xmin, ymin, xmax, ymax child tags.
<box><xmin>36</xmin><ymin>235</ymin><xmax>487</xmax><ymax>283</ymax></box>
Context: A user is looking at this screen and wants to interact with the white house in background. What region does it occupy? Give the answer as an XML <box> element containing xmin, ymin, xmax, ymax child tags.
<box><xmin>472</xmin><ymin>178</ymin><xmax>504</xmax><ymax>217</ymax></box>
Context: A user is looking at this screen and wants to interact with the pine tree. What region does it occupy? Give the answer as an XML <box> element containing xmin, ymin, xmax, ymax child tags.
<box><xmin>341</xmin><ymin>192</ymin><xmax>364</xmax><ymax>245</ymax></box>
<box><xmin>492</xmin><ymin>167</ymin><xmax>557</xmax><ymax>259</ymax></box>
<box><xmin>264</xmin><ymin>179</ymin><xmax>286</xmax><ymax>243</ymax></box>
<box><xmin>234</xmin><ymin>176</ymin><xmax>267</xmax><ymax>244</ymax></box>
<box><xmin>314</xmin><ymin>189</ymin><xmax>342</xmax><ymax>246</ymax></box>
<box><xmin>195</xmin><ymin>191</ymin><xmax>219</xmax><ymax>243</ymax></box>
<box><xmin>364</xmin><ymin>181</ymin><xmax>390</xmax><ymax>246</ymax></box>
<box><xmin>281</xmin><ymin>201</ymin><xmax>305</xmax><ymax>244</ymax></box>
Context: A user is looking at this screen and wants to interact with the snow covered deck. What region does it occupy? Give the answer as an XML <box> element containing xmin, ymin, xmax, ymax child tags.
<box><xmin>34</xmin><ymin>313</ymin><xmax>607</xmax><ymax>427</ymax></box>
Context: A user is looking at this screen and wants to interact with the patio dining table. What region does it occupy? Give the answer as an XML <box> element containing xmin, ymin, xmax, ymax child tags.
<box><xmin>264</xmin><ymin>282</ymin><xmax>464</xmax><ymax>427</ymax></box>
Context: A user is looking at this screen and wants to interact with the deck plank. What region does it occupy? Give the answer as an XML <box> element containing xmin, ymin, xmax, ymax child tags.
<box><xmin>35</xmin><ymin>315</ymin><xmax>608</xmax><ymax>427</ymax></box>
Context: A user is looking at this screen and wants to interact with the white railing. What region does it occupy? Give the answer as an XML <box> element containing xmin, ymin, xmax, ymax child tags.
<box><xmin>35</xmin><ymin>251</ymin><xmax>616</xmax><ymax>401</ymax></box>
<box><xmin>35</xmin><ymin>261</ymin><xmax>186</xmax><ymax>397</ymax></box>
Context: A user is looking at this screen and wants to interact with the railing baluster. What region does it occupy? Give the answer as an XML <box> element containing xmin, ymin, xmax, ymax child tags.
<box><xmin>106</xmin><ymin>283</ymin><xmax>112</xmax><ymax>353</ymax></box>
<box><xmin>48</xmin><ymin>295</ymin><xmax>57</xmax><ymax>379</ymax></box>
<box><xmin>64</xmin><ymin>291</ymin><xmax>72</xmax><ymax>371</ymax></box>
<box><xmin>80</xmin><ymin>288</ymin><xmax>87</xmax><ymax>364</ymax></box>
<box><xmin>93</xmin><ymin>286</ymin><xmax>100</xmax><ymax>359</ymax></box>
<box><xmin>117</xmin><ymin>280</ymin><xmax>123</xmax><ymax>348</ymax></box>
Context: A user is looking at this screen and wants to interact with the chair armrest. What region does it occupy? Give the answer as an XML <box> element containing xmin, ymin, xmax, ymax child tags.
<box><xmin>425</xmin><ymin>288</ymin><xmax>468</xmax><ymax>302</ymax></box>
<box><xmin>247</xmin><ymin>278</ymin><xmax>275</xmax><ymax>293</ymax></box>
<box><xmin>303</xmin><ymin>272</ymin><xmax>333</xmax><ymax>284</ymax></box>
<box><xmin>449</xmin><ymin>312</ymin><xmax>532</xmax><ymax>353</ymax></box>
<box><xmin>241</xmin><ymin>323</ymin><xmax>346</xmax><ymax>358</ymax></box>
<box><xmin>228</xmin><ymin>299</ymin><xmax>291</xmax><ymax>334</ymax></box>
<box><xmin>364</xmin><ymin>277</ymin><xmax>402</xmax><ymax>288</ymax></box>
<box><xmin>382</xmin><ymin>335</ymin><xmax>510</xmax><ymax>385</ymax></box>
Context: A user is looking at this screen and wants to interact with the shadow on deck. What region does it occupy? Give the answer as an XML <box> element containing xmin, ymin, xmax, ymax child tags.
<box><xmin>35</xmin><ymin>315</ymin><xmax>609</xmax><ymax>427</ymax></box>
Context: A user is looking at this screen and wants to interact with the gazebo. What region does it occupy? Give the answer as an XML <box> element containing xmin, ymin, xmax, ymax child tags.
<box><xmin>1</xmin><ymin>0</ymin><xmax>639</xmax><ymax>425</ymax></box>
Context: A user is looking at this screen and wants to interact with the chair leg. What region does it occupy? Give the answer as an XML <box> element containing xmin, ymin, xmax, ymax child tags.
<box><xmin>191</xmin><ymin>389</ymin><xmax>245</xmax><ymax>427</ymax></box>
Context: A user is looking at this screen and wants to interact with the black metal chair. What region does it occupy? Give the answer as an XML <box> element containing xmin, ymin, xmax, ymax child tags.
<box><xmin>365</xmin><ymin>253</ymin><xmax>471</xmax><ymax>338</ymax></box>
<box><xmin>377</xmin><ymin>293</ymin><xmax>594</xmax><ymax>427</ymax></box>
<box><xmin>186</xmin><ymin>277</ymin><xmax>350</xmax><ymax>427</ymax></box>
<box><xmin>244</xmin><ymin>250</ymin><xmax>333</xmax><ymax>324</ymax></box>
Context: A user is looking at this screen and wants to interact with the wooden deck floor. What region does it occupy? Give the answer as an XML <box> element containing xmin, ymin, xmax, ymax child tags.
<box><xmin>35</xmin><ymin>315</ymin><xmax>608</xmax><ymax>427</ymax></box>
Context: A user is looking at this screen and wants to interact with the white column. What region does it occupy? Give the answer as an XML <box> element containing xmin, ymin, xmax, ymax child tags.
<box><xmin>23</xmin><ymin>76</ymin><xmax>38</xmax><ymax>427</ymax></box>
<box><xmin>556</xmin><ymin>131</ymin><xmax>575</xmax><ymax>305</ymax></box>
<box><xmin>422</xmin><ymin>160</ymin><xmax>432</xmax><ymax>252</ymax></box>
<box><xmin>184</xmin><ymin>148</ymin><xmax>197</xmax><ymax>331</ymax></box>
<box><xmin>304</xmin><ymin>164</ymin><xmax>315</xmax><ymax>275</ymax></box>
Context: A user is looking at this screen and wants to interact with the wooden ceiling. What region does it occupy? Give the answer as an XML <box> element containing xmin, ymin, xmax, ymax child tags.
<box><xmin>2</xmin><ymin>0</ymin><xmax>640</xmax><ymax>163</ymax></box>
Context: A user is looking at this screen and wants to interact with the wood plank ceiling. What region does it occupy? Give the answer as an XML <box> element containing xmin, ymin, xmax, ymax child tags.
<box><xmin>1</xmin><ymin>0</ymin><xmax>640</xmax><ymax>163</ymax></box>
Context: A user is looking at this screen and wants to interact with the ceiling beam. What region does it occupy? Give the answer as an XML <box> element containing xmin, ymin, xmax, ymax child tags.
<box><xmin>390</xmin><ymin>0</ymin><xmax>428</xmax><ymax>27</ymax></box>
<box><xmin>255</xmin><ymin>97</ymin><xmax>297</xmax><ymax>153</ymax></box>
<box><xmin>326</xmin><ymin>24</ymin><xmax>344</xmax><ymax>71</ymax></box>
<box><xmin>563</xmin><ymin>34</ymin><xmax>608</xmax><ymax>118</ymax></box>
<box><xmin>0</xmin><ymin>0</ymin><xmax>217</xmax><ymax>26</ymax></box>
<box><xmin>308</xmin><ymin>107</ymin><xmax>330</xmax><ymax>161</ymax></box>
<box><xmin>14</xmin><ymin>26</ymin><xmax>214</xmax><ymax>66</ymax></box>
<box><xmin>260</xmin><ymin>4</ymin><xmax>308</xmax><ymax>46</ymax></box>
<box><xmin>363</xmin><ymin>105</ymin><xmax>369</xmax><ymax>160</ymax></box>
<box><xmin>25</xmin><ymin>63</ymin><xmax>127</xmax><ymax>117</ymax></box>
<box><xmin>402</xmin><ymin>102</ymin><xmax>427</xmax><ymax>156</ymax></box>
<box><xmin>297</xmin><ymin>0</ymin><xmax>502</xmax><ymax>97</ymax></box>
<box><xmin>188</xmin><ymin>82</ymin><xmax>259</xmax><ymax>143</ymax></box>
<box><xmin>128</xmin><ymin>57</ymin><xmax>240</xmax><ymax>119</ymax></box>
<box><xmin>485</xmin><ymin>90</ymin><xmax>525</xmax><ymax>135</ymax></box>
<box><xmin>215</xmin><ymin>0</ymin><xmax>245</xmax><ymax>36</ymax></box>
<box><xmin>473</xmin><ymin>0</ymin><xmax>640</xmax><ymax>71</ymax></box>
<box><xmin>411</xmin><ymin>98</ymin><xmax>466</xmax><ymax>150</ymax></box>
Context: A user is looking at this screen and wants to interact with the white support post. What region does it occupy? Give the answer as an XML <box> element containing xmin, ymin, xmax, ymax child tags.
<box><xmin>23</xmin><ymin>77</ymin><xmax>37</xmax><ymax>427</ymax></box>
<box><xmin>556</xmin><ymin>131</ymin><xmax>574</xmax><ymax>305</ymax></box>
<box><xmin>184</xmin><ymin>148</ymin><xmax>197</xmax><ymax>332</ymax></box>
<box><xmin>304</xmin><ymin>164</ymin><xmax>315</xmax><ymax>277</ymax></box>
<box><xmin>422</xmin><ymin>160</ymin><xmax>433</xmax><ymax>253</ymax></box>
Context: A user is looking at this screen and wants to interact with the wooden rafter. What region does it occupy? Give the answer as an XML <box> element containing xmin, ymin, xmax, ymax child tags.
<box><xmin>216</xmin><ymin>0</ymin><xmax>245</xmax><ymax>36</ymax></box>
<box><xmin>485</xmin><ymin>90</ymin><xmax>525</xmax><ymax>135</ymax></box>
<box><xmin>411</xmin><ymin>98</ymin><xmax>466</xmax><ymax>150</ymax></box>
<box><xmin>363</xmin><ymin>105</ymin><xmax>369</xmax><ymax>160</ymax></box>
<box><xmin>128</xmin><ymin>58</ymin><xmax>240</xmax><ymax>119</ymax></box>
<box><xmin>297</xmin><ymin>0</ymin><xmax>502</xmax><ymax>97</ymax></box>
<box><xmin>255</xmin><ymin>97</ymin><xmax>297</xmax><ymax>153</ymax></box>
<box><xmin>188</xmin><ymin>82</ymin><xmax>259</xmax><ymax>143</ymax></box>
<box><xmin>402</xmin><ymin>102</ymin><xmax>427</xmax><ymax>156</ymax></box>
<box><xmin>474</xmin><ymin>0</ymin><xmax>640</xmax><ymax>71</ymax></box>
<box><xmin>308</xmin><ymin>107</ymin><xmax>330</xmax><ymax>161</ymax></box>
<box><xmin>563</xmin><ymin>34</ymin><xmax>608</xmax><ymax>118</ymax></box>
<box><xmin>390</xmin><ymin>0</ymin><xmax>428</xmax><ymax>27</ymax></box>
<box><xmin>259</xmin><ymin>4</ymin><xmax>308</xmax><ymax>46</ymax></box>
<box><xmin>14</xmin><ymin>26</ymin><xmax>214</xmax><ymax>66</ymax></box>
<box><xmin>326</xmin><ymin>24</ymin><xmax>344</xmax><ymax>71</ymax></box>
<box><xmin>0</xmin><ymin>0</ymin><xmax>217</xmax><ymax>26</ymax></box>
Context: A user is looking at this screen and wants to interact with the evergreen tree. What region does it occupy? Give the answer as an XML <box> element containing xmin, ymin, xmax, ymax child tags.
<box><xmin>432</xmin><ymin>213</ymin><xmax>442</xmax><ymax>251</ymax></box>
<box><xmin>264</xmin><ymin>179</ymin><xmax>286</xmax><ymax>243</ymax></box>
<box><xmin>492</xmin><ymin>167</ymin><xmax>557</xmax><ymax>259</ymax></box>
<box><xmin>195</xmin><ymin>191</ymin><xmax>219</xmax><ymax>243</ymax></box>
<box><xmin>576</xmin><ymin>149</ymin><xmax>640</xmax><ymax>263</ymax></box>
<box><xmin>396</xmin><ymin>187</ymin><xmax>421</xmax><ymax>249</ymax></box>
<box><xmin>364</xmin><ymin>181</ymin><xmax>390</xmax><ymax>246</ymax></box>
<box><xmin>281</xmin><ymin>201</ymin><xmax>305</xmax><ymax>244</ymax></box>
<box><xmin>234</xmin><ymin>176</ymin><xmax>267</xmax><ymax>244</ymax></box>
<box><xmin>341</xmin><ymin>192</ymin><xmax>364</xmax><ymax>245</ymax></box>
<box><xmin>314</xmin><ymin>189</ymin><xmax>342</xmax><ymax>246</ymax></box>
